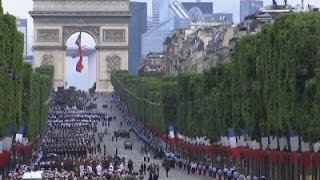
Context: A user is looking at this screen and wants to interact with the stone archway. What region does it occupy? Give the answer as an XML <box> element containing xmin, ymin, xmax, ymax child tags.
<box><xmin>30</xmin><ymin>0</ymin><xmax>131</xmax><ymax>91</ymax></box>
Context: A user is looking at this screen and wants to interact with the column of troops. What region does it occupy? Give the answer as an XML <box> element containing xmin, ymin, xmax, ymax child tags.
<box><xmin>42</xmin><ymin>111</ymin><xmax>103</xmax><ymax>159</ymax></box>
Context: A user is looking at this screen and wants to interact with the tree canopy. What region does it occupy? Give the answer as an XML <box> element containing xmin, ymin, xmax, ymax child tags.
<box><xmin>0</xmin><ymin>8</ymin><xmax>53</xmax><ymax>138</ymax></box>
<box><xmin>112</xmin><ymin>13</ymin><xmax>320</xmax><ymax>143</ymax></box>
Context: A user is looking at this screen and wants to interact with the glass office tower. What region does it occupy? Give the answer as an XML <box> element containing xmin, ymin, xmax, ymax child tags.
<box><xmin>129</xmin><ymin>2</ymin><xmax>147</xmax><ymax>74</ymax></box>
<box><xmin>16</xmin><ymin>18</ymin><xmax>28</xmax><ymax>57</ymax></box>
<box><xmin>142</xmin><ymin>1</ymin><xmax>191</xmax><ymax>58</ymax></box>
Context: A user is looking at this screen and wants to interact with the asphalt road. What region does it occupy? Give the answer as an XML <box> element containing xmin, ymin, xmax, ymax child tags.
<box><xmin>87</xmin><ymin>92</ymin><xmax>212</xmax><ymax>180</ymax></box>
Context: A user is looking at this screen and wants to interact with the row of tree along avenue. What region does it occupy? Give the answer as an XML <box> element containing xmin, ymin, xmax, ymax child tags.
<box><xmin>0</xmin><ymin>2</ymin><xmax>54</xmax><ymax>172</ymax></box>
<box><xmin>112</xmin><ymin>13</ymin><xmax>320</xmax><ymax>179</ymax></box>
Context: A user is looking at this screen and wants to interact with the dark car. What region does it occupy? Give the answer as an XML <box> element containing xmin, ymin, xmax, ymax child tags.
<box><xmin>154</xmin><ymin>150</ymin><xmax>165</xmax><ymax>159</ymax></box>
<box><xmin>117</xmin><ymin>130</ymin><xmax>130</xmax><ymax>138</ymax></box>
<box><xmin>162</xmin><ymin>157</ymin><xmax>176</xmax><ymax>168</ymax></box>
<box><xmin>124</xmin><ymin>141</ymin><xmax>133</xmax><ymax>150</ymax></box>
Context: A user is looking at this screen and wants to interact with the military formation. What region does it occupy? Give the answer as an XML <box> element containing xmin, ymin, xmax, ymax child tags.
<box><xmin>7</xmin><ymin>88</ymin><xmax>151</xmax><ymax>179</ymax></box>
<box><xmin>43</xmin><ymin>111</ymin><xmax>103</xmax><ymax>158</ymax></box>
<box><xmin>7</xmin><ymin>88</ymin><xmax>220</xmax><ymax>179</ymax></box>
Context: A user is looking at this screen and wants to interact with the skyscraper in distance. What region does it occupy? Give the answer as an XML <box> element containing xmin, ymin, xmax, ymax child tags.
<box><xmin>141</xmin><ymin>1</ymin><xmax>191</xmax><ymax>59</ymax></box>
<box><xmin>210</xmin><ymin>13</ymin><xmax>234</xmax><ymax>23</ymax></box>
<box><xmin>16</xmin><ymin>18</ymin><xmax>28</xmax><ymax>57</ymax></box>
<box><xmin>240</xmin><ymin>0</ymin><xmax>263</xmax><ymax>22</ymax></box>
<box><xmin>152</xmin><ymin>0</ymin><xmax>171</xmax><ymax>27</ymax></box>
<box><xmin>129</xmin><ymin>2</ymin><xmax>147</xmax><ymax>75</ymax></box>
<box><xmin>147</xmin><ymin>18</ymin><xmax>153</xmax><ymax>31</ymax></box>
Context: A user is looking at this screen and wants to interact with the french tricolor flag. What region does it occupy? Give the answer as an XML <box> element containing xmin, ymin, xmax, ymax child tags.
<box><xmin>313</xmin><ymin>142</ymin><xmax>320</xmax><ymax>153</ymax></box>
<box><xmin>0</xmin><ymin>140</ymin><xmax>3</xmax><ymax>167</ymax></box>
<box><xmin>220</xmin><ymin>136</ymin><xmax>229</xmax><ymax>147</ymax></box>
<box><xmin>238</xmin><ymin>129</ymin><xmax>249</xmax><ymax>147</ymax></box>
<box><xmin>168</xmin><ymin>126</ymin><xmax>175</xmax><ymax>139</ymax></box>
<box><xmin>228</xmin><ymin>128</ymin><xmax>239</xmax><ymax>158</ymax></box>
<box><xmin>289</xmin><ymin>128</ymin><xmax>299</xmax><ymax>151</ymax></box>
<box><xmin>75</xmin><ymin>32</ymin><xmax>84</xmax><ymax>73</ymax></box>
<box><xmin>0</xmin><ymin>140</ymin><xmax>3</xmax><ymax>154</ymax></box>
<box><xmin>261</xmin><ymin>136</ymin><xmax>269</xmax><ymax>151</ymax></box>
<box><xmin>279</xmin><ymin>136</ymin><xmax>288</xmax><ymax>151</ymax></box>
<box><xmin>4</xmin><ymin>125</ymin><xmax>13</xmax><ymax>151</ymax></box>
<box><xmin>15</xmin><ymin>126</ymin><xmax>25</xmax><ymax>143</ymax></box>
<box><xmin>269</xmin><ymin>136</ymin><xmax>278</xmax><ymax>150</ymax></box>
<box><xmin>289</xmin><ymin>128</ymin><xmax>299</xmax><ymax>166</ymax></box>
<box><xmin>301</xmin><ymin>137</ymin><xmax>311</xmax><ymax>168</ymax></box>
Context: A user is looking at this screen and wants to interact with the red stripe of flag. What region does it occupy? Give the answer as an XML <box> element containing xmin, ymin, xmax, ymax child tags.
<box><xmin>75</xmin><ymin>32</ymin><xmax>84</xmax><ymax>73</ymax></box>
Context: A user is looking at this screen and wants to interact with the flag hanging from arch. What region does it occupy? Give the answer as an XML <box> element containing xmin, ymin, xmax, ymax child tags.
<box><xmin>75</xmin><ymin>32</ymin><xmax>84</xmax><ymax>73</ymax></box>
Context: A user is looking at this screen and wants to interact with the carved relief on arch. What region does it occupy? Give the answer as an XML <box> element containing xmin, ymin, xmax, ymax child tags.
<box><xmin>37</xmin><ymin>29</ymin><xmax>59</xmax><ymax>42</ymax></box>
<box><xmin>106</xmin><ymin>55</ymin><xmax>121</xmax><ymax>73</ymax></box>
<box><xmin>41</xmin><ymin>54</ymin><xmax>54</xmax><ymax>65</ymax></box>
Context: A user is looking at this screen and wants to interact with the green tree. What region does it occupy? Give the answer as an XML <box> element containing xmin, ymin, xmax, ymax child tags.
<box><xmin>112</xmin><ymin>13</ymin><xmax>320</xmax><ymax>143</ymax></box>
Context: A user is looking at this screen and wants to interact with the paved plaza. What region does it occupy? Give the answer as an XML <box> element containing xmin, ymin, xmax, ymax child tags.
<box><xmin>87</xmin><ymin>92</ymin><xmax>212</xmax><ymax>180</ymax></box>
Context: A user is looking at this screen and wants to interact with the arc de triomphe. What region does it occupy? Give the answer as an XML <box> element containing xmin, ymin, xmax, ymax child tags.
<box><xmin>30</xmin><ymin>0</ymin><xmax>131</xmax><ymax>91</ymax></box>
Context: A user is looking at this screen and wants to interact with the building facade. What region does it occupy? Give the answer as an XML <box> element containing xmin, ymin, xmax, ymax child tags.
<box><xmin>240</xmin><ymin>0</ymin><xmax>263</xmax><ymax>22</ymax></box>
<box><xmin>139</xmin><ymin>52</ymin><xmax>164</xmax><ymax>72</ymax></box>
<box><xmin>164</xmin><ymin>22</ymin><xmax>235</xmax><ymax>75</ymax></box>
<box><xmin>129</xmin><ymin>2</ymin><xmax>147</xmax><ymax>75</ymax></box>
<box><xmin>209</xmin><ymin>13</ymin><xmax>234</xmax><ymax>23</ymax></box>
<box><xmin>237</xmin><ymin>3</ymin><xmax>306</xmax><ymax>37</ymax></box>
<box><xmin>16</xmin><ymin>18</ymin><xmax>28</xmax><ymax>58</ymax></box>
<box><xmin>147</xmin><ymin>18</ymin><xmax>153</xmax><ymax>31</ymax></box>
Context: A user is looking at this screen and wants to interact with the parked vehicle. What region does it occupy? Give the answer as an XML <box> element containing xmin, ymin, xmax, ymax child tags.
<box><xmin>117</xmin><ymin>130</ymin><xmax>130</xmax><ymax>138</ymax></box>
<box><xmin>162</xmin><ymin>157</ymin><xmax>176</xmax><ymax>168</ymax></box>
<box><xmin>124</xmin><ymin>141</ymin><xmax>133</xmax><ymax>150</ymax></box>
